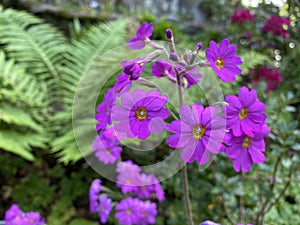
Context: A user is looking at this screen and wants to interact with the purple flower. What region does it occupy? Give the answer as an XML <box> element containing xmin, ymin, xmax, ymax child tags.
<box><xmin>89</xmin><ymin>179</ymin><xmax>102</xmax><ymax>213</ymax></box>
<box><xmin>115</xmin><ymin>197</ymin><xmax>141</xmax><ymax>225</ymax></box>
<box><xmin>151</xmin><ymin>59</ymin><xmax>176</xmax><ymax>81</ymax></box>
<box><xmin>167</xmin><ymin>104</ymin><xmax>225</xmax><ymax>164</ymax></box>
<box><xmin>116</xmin><ymin>161</ymin><xmax>141</xmax><ymax>194</ymax></box>
<box><xmin>5</xmin><ymin>204</ymin><xmax>45</xmax><ymax>225</ymax></box>
<box><xmin>225</xmin><ymin>86</ymin><xmax>267</xmax><ymax>137</ymax></box>
<box><xmin>128</xmin><ymin>22</ymin><xmax>154</xmax><ymax>50</ymax></box>
<box><xmin>98</xmin><ymin>195</ymin><xmax>112</xmax><ymax>223</ymax></box>
<box><xmin>112</xmin><ymin>73</ymin><xmax>132</xmax><ymax>94</ymax></box>
<box><xmin>175</xmin><ymin>65</ymin><xmax>202</xmax><ymax>89</ymax></box>
<box><xmin>137</xmin><ymin>200</ymin><xmax>157</xmax><ymax>225</ymax></box>
<box><xmin>24</xmin><ymin>212</ymin><xmax>45</xmax><ymax>225</ymax></box>
<box><xmin>206</xmin><ymin>39</ymin><xmax>243</xmax><ymax>82</ymax></box>
<box><xmin>5</xmin><ymin>204</ymin><xmax>24</xmax><ymax>225</ymax></box>
<box><xmin>92</xmin><ymin>133</ymin><xmax>122</xmax><ymax>164</ymax></box>
<box><xmin>225</xmin><ymin>124</ymin><xmax>269</xmax><ymax>172</ymax></box>
<box><xmin>121</xmin><ymin>58</ymin><xmax>146</xmax><ymax>80</ymax></box>
<box><xmin>112</xmin><ymin>89</ymin><xmax>169</xmax><ymax>140</ymax></box>
<box><xmin>95</xmin><ymin>89</ymin><xmax>117</xmax><ymax>131</ymax></box>
<box><xmin>200</xmin><ymin>221</ymin><xmax>221</xmax><ymax>225</ymax></box>
<box><xmin>136</xmin><ymin>174</ymin><xmax>165</xmax><ymax>201</ymax></box>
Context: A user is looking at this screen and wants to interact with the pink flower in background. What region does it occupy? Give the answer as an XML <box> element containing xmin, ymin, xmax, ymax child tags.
<box><xmin>263</xmin><ymin>16</ymin><xmax>291</xmax><ymax>38</ymax></box>
<box><xmin>225</xmin><ymin>124</ymin><xmax>269</xmax><ymax>173</ymax></box>
<box><xmin>258</xmin><ymin>66</ymin><xmax>282</xmax><ymax>92</ymax></box>
<box><xmin>231</xmin><ymin>8</ymin><xmax>254</xmax><ymax>24</ymax></box>
<box><xmin>225</xmin><ymin>86</ymin><xmax>266</xmax><ymax>137</ymax></box>
<box><xmin>128</xmin><ymin>22</ymin><xmax>154</xmax><ymax>50</ymax></box>
<box><xmin>206</xmin><ymin>39</ymin><xmax>243</xmax><ymax>83</ymax></box>
<box><xmin>167</xmin><ymin>104</ymin><xmax>225</xmax><ymax>164</ymax></box>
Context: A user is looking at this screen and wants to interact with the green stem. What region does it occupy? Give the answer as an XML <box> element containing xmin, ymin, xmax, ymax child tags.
<box><xmin>175</xmin><ymin>67</ymin><xmax>194</xmax><ymax>225</ymax></box>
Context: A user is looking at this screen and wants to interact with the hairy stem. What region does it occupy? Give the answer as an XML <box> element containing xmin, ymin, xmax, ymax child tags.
<box><xmin>175</xmin><ymin>67</ymin><xmax>194</xmax><ymax>225</ymax></box>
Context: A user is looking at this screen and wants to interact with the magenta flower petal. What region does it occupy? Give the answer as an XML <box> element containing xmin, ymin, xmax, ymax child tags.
<box><xmin>225</xmin><ymin>124</ymin><xmax>269</xmax><ymax>172</ymax></box>
<box><xmin>225</xmin><ymin>86</ymin><xmax>266</xmax><ymax>137</ymax></box>
<box><xmin>168</xmin><ymin>104</ymin><xmax>225</xmax><ymax>164</ymax></box>
<box><xmin>112</xmin><ymin>89</ymin><xmax>169</xmax><ymax>140</ymax></box>
<box><xmin>128</xmin><ymin>22</ymin><xmax>154</xmax><ymax>50</ymax></box>
<box><xmin>206</xmin><ymin>38</ymin><xmax>243</xmax><ymax>83</ymax></box>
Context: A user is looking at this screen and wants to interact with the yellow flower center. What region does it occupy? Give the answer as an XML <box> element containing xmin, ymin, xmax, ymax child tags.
<box><xmin>142</xmin><ymin>211</ymin><xmax>147</xmax><ymax>217</ymax></box>
<box><xmin>216</xmin><ymin>57</ymin><xmax>225</xmax><ymax>69</ymax></box>
<box><xmin>100</xmin><ymin>206</ymin><xmax>105</xmax><ymax>211</ymax></box>
<box><xmin>242</xmin><ymin>136</ymin><xmax>252</xmax><ymax>148</ymax></box>
<box><xmin>239</xmin><ymin>107</ymin><xmax>249</xmax><ymax>120</ymax></box>
<box><xmin>126</xmin><ymin>209</ymin><xmax>132</xmax><ymax>215</ymax></box>
<box><xmin>136</xmin><ymin>107</ymin><xmax>148</xmax><ymax>121</ymax></box>
<box><xmin>106</xmin><ymin>149</ymin><xmax>111</xmax><ymax>154</ymax></box>
<box><xmin>192</xmin><ymin>125</ymin><xmax>206</xmax><ymax>140</ymax></box>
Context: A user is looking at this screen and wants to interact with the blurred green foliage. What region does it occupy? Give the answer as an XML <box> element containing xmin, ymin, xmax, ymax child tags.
<box><xmin>0</xmin><ymin>1</ymin><xmax>299</xmax><ymax>225</ymax></box>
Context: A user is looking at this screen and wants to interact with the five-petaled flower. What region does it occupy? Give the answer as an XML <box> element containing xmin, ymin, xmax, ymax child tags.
<box><xmin>92</xmin><ymin>133</ymin><xmax>122</xmax><ymax>164</ymax></box>
<box><xmin>128</xmin><ymin>22</ymin><xmax>154</xmax><ymax>50</ymax></box>
<box><xmin>224</xmin><ymin>86</ymin><xmax>266</xmax><ymax>137</ymax></box>
<box><xmin>112</xmin><ymin>89</ymin><xmax>169</xmax><ymax>140</ymax></box>
<box><xmin>225</xmin><ymin>124</ymin><xmax>269</xmax><ymax>172</ymax></box>
<box><xmin>167</xmin><ymin>104</ymin><xmax>226</xmax><ymax>164</ymax></box>
<box><xmin>206</xmin><ymin>38</ymin><xmax>243</xmax><ymax>82</ymax></box>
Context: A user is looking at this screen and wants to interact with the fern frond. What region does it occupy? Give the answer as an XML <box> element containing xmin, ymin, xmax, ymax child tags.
<box><xmin>0</xmin><ymin>51</ymin><xmax>48</xmax><ymax>160</ymax></box>
<box><xmin>0</xmin><ymin>51</ymin><xmax>46</xmax><ymax>106</ymax></box>
<box><xmin>0</xmin><ymin>129</ymin><xmax>47</xmax><ymax>161</ymax></box>
<box><xmin>0</xmin><ymin>7</ymin><xmax>67</xmax><ymax>102</ymax></box>
<box><xmin>51</xmin><ymin>20</ymin><xmax>130</xmax><ymax>164</ymax></box>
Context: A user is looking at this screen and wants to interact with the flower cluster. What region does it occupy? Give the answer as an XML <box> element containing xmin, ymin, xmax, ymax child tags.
<box><xmin>116</xmin><ymin>161</ymin><xmax>165</xmax><ymax>201</ymax></box>
<box><xmin>89</xmin><ymin>161</ymin><xmax>164</xmax><ymax>224</ymax></box>
<box><xmin>224</xmin><ymin>86</ymin><xmax>269</xmax><ymax>172</ymax></box>
<box><xmin>263</xmin><ymin>16</ymin><xmax>291</xmax><ymax>39</ymax></box>
<box><xmin>231</xmin><ymin>8</ymin><xmax>254</xmax><ymax>24</ymax></box>
<box><xmin>91</xmin><ymin>20</ymin><xmax>270</xmax><ymax>224</ymax></box>
<box><xmin>5</xmin><ymin>204</ymin><xmax>45</xmax><ymax>225</ymax></box>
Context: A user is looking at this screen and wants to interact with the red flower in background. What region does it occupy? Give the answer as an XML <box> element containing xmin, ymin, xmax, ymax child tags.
<box><xmin>258</xmin><ymin>66</ymin><xmax>282</xmax><ymax>92</ymax></box>
<box><xmin>248</xmin><ymin>67</ymin><xmax>282</xmax><ymax>92</ymax></box>
<box><xmin>263</xmin><ymin>16</ymin><xmax>291</xmax><ymax>38</ymax></box>
<box><xmin>231</xmin><ymin>8</ymin><xmax>254</xmax><ymax>24</ymax></box>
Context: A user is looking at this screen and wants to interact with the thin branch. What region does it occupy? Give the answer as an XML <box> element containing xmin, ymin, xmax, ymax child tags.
<box><xmin>264</xmin><ymin>164</ymin><xmax>294</xmax><ymax>214</ymax></box>
<box><xmin>221</xmin><ymin>199</ymin><xmax>237</xmax><ymax>225</ymax></box>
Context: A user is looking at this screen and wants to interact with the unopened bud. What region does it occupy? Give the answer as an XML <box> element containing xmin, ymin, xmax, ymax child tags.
<box><xmin>166</xmin><ymin>29</ymin><xmax>173</xmax><ymax>40</ymax></box>
<box><xmin>195</xmin><ymin>42</ymin><xmax>203</xmax><ymax>51</ymax></box>
<box><xmin>169</xmin><ymin>52</ymin><xmax>179</xmax><ymax>61</ymax></box>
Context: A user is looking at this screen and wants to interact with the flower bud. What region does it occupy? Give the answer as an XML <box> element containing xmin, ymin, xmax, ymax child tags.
<box><xmin>166</xmin><ymin>29</ymin><xmax>173</xmax><ymax>39</ymax></box>
<box><xmin>169</xmin><ymin>52</ymin><xmax>179</xmax><ymax>61</ymax></box>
